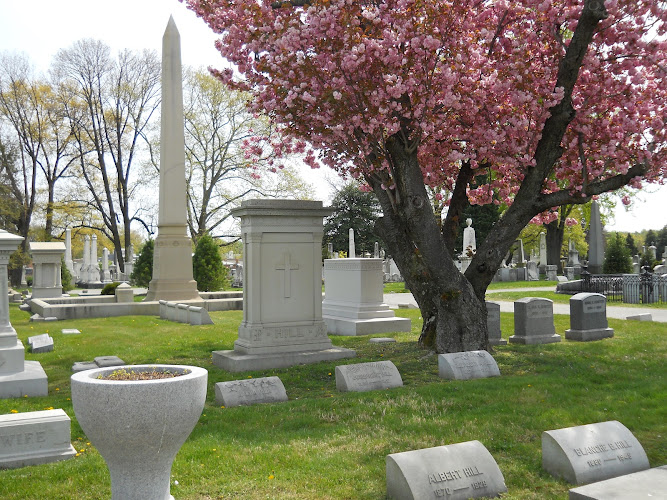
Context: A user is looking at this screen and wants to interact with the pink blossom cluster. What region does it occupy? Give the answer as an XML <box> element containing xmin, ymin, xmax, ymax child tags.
<box><xmin>185</xmin><ymin>0</ymin><xmax>667</xmax><ymax>206</ymax></box>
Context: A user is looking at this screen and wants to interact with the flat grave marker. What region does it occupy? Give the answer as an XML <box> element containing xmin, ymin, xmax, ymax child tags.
<box><xmin>61</xmin><ymin>329</ymin><xmax>81</xmax><ymax>335</ymax></box>
<box><xmin>214</xmin><ymin>376</ymin><xmax>288</xmax><ymax>407</ymax></box>
<box><xmin>542</xmin><ymin>420</ymin><xmax>649</xmax><ymax>485</ymax></box>
<box><xmin>386</xmin><ymin>440</ymin><xmax>507</xmax><ymax>500</ymax></box>
<box><xmin>29</xmin><ymin>336</ymin><xmax>54</xmax><ymax>354</ymax></box>
<box><xmin>369</xmin><ymin>338</ymin><xmax>397</xmax><ymax>344</ymax></box>
<box><xmin>438</xmin><ymin>351</ymin><xmax>500</xmax><ymax>380</ymax></box>
<box><xmin>626</xmin><ymin>313</ymin><xmax>652</xmax><ymax>321</ymax></box>
<box><xmin>335</xmin><ymin>360</ymin><xmax>403</xmax><ymax>392</ymax></box>
<box><xmin>568</xmin><ymin>466</ymin><xmax>667</xmax><ymax>500</ymax></box>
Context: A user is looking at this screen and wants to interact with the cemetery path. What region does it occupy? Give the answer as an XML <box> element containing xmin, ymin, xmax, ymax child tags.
<box><xmin>383</xmin><ymin>292</ymin><xmax>667</xmax><ymax>323</ymax></box>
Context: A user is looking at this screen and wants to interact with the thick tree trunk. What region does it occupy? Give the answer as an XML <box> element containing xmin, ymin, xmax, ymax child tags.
<box><xmin>368</xmin><ymin>138</ymin><xmax>489</xmax><ymax>353</ymax></box>
<box><xmin>545</xmin><ymin>221</ymin><xmax>564</xmax><ymax>268</ymax></box>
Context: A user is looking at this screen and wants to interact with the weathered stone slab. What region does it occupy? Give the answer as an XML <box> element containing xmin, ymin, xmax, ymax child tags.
<box><xmin>214</xmin><ymin>376</ymin><xmax>288</xmax><ymax>407</ymax></box>
<box><xmin>177</xmin><ymin>303</ymin><xmax>189</xmax><ymax>323</ymax></box>
<box><xmin>438</xmin><ymin>351</ymin><xmax>500</xmax><ymax>380</ymax></box>
<box><xmin>510</xmin><ymin>297</ymin><xmax>561</xmax><ymax>344</ymax></box>
<box><xmin>71</xmin><ymin>362</ymin><xmax>98</xmax><ymax>373</ymax></box>
<box><xmin>29</xmin><ymin>335</ymin><xmax>54</xmax><ymax>354</ymax></box>
<box><xmin>0</xmin><ymin>361</ymin><xmax>48</xmax><ymax>399</ymax></box>
<box><xmin>166</xmin><ymin>302</ymin><xmax>177</xmax><ymax>321</ymax></box>
<box><xmin>386</xmin><ymin>440</ymin><xmax>507</xmax><ymax>500</ymax></box>
<box><xmin>568</xmin><ymin>466</ymin><xmax>667</xmax><ymax>500</ymax></box>
<box><xmin>93</xmin><ymin>356</ymin><xmax>125</xmax><ymax>368</ymax></box>
<box><xmin>542</xmin><ymin>420</ymin><xmax>649</xmax><ymax>485</ymax></box>
<box><xmin>565</xmin><ymin>293</ymin><xmax>614</xmax><ymax>341</ymax></box>
<box><xmin>27</xmin><ymin>334</ymin><xmax>50</xmax><ymax>346</ymax></box>
<box><xmin>369</xmin><ymin>337</ymin><xmax>397</xmax><ymax>344</ymax></box>
<box><xmin>335</xmin><ymin>360</ymin><xmax>403</xmax><ymax>392</ymax></box>
<box><xmin>188</xmin><ymin>305</ymin><xmax>213</xmax><ymax>326</ymax></box>
<box><xmin>0</xmin><ymin>409</ymin><xmax>76</xmax><ymax>469</ymax></box>
<box><xmin>485</xmin><ymin>302</ymin><xmax>506</xmax><ymax>346</ymax></box>
<box><xmin>626</xmin><ymin>313</ymin><xmax>652</xmax><ymax>321</ymax></box>
<box><xmin>61</xmin><ymin>329</ymin><xmax>81</xmax><ymax>335</ymax></box>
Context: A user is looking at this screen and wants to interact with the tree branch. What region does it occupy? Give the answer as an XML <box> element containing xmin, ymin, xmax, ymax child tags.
<box><xmin>441</xmin><ymin>160</ymin><xmax>474</xmax><ymax>253</ymax></box>
<box><xmin>536</xmin><ymin>162</ymin><xmax>647</xmax><ymax>209</ymax></box>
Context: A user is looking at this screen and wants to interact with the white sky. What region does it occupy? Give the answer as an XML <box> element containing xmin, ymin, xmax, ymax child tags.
<box><xmin>0</xmin><ymin>0</ymin><xmax>664</xmax><ymax>232</ymax></box>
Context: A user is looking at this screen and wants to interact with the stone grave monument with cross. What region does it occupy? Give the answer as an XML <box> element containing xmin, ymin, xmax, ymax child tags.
<box><xmin>212</xmin><ymin>199</ymin><xmax>355</xmax><ymax>372</ymax></box>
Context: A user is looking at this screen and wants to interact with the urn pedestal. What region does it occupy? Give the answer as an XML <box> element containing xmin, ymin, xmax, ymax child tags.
<box><xmin>71</xmin><ymin>364</ymin><xmax>207</xmax><ymax>500</ymax></box>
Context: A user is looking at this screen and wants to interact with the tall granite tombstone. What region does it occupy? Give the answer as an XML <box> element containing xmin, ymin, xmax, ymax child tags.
<box><xmin>64</xmin><ymin>228</ymin><xmax>73</xmax><ymax>274</ymax></box>
<box><xmin>567</xmin><ymin>240</ymin><xmax>580</xmax><ymax>268</ymax></box>
<box><xmin>89</xmin><ymin>235</ymin><xmax>101</xmax><ymax>284</ymax></box>
<box><xmin>509</xmin><ymin>297</ymin><xmax>561</xmax><ymax>344</ymax></box>
<box><xmin>485</xmin><ymin>301</ymin><xmax>506</xmax><ymax>346</ymax></box>
<box><xmin>145</xmin><ymin>17</ymin><xmax>200</xmax><ymax>302</ymax></box>
<box><xmin>29</xmin><ymin>242</ymin><xmax>65</xmax><ymax>299</ymax></box>
<box><xmin>81</xmin><ymin>235</ymin><xmax>90</xmax><ymax>284</ymax></box>
<box><xmin>539</xmin><ymin>232</ymin><xmax>547</xmax><ymax>273</ymax></box>
<box><xmin>546</xmin><ymin>265</ymin><xmax>558</xmax><ymax>281</ymax></box>
<box><xmin>102</xmin><ymin>247</ymin><xmax>111</xmax><ymax>282</ymax></box>
<box><xmin>526</xmin><ymin>260</ymin><xmax>539</xmax><ymax>281</ymax></box>
<box><xmin>0</xmin><ymin>230</ymin><xmax>48</xmax><ymax>399</ymax></box>
<box><xmin>588</xmin><ymin>201</ymin><xmax>604</xmax><ymax>274</ymax></box>
<box><xmin>565</xmin><ymin>293</ymin><xmax>614</xmax><ymax>341</ymax></box>
<box><xmin>212</xmin><ymin>200</ymin><xmax>355</xmax><ymax>372</ymax></box>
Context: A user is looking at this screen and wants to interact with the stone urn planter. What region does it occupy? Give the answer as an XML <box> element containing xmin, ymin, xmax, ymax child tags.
<box><xmin>71</xmin><ymin>364</ymin><xmax>207</xmax><ymax>500</ymax></box>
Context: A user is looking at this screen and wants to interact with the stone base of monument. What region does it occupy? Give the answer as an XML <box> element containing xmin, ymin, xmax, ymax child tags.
<box><xmin>323</xmin><ymin>315</ymin><xmax>411</xmax><ymax>336</ymax></box>
<box><xmin>568</xmin><ymin>466</ymin><xmax>667</xmax><ymax>500</ymax></box>
<box><xmin>0</xmin><ymin>409</ymin><xmax>77</xmax><ymax>469</ymax></box>
<box><xmin>489</xmin><ymin>337</ymin><xmax>508</xmax><ymax>346</ymax></box>
<box><xmin>565</xmin><ymin>327</ymin><xmax>614</xmax><ymax>342</ymax></box>
<box><xmin>212</xmin><ymin>347</ymin><xmax>355</xmax><ymax>373</ymax></box>
<box><xmin>0</xmin><ymin>361</ymin><xmax>48</xmax><ymax>399</ymax></box>
<box><xmin>509</xmin><ymin>333</ymin><xmax>561</xmax><ymax>345</ymax></box>
<box><xmin>323</xmin><ymin>259</ymin><xmax>412</xmax><ymax>336</ymax></box>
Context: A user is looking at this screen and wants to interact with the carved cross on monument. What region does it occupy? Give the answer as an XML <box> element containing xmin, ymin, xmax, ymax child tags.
<box><xmin>275</xmin><ymin>252</ymin><xmax>299</xmax><ymax>298</ymax></box>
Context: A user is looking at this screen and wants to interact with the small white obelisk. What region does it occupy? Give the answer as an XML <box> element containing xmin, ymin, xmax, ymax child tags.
<box><xmin>145</xmin><ymin>16</ymin><xmax>199</xmax><ymax>301</ymax></box>
<box><xmin>348</xmin><ymin>228</ymin><xmax>355</xmax><ymax>258</ymax></box>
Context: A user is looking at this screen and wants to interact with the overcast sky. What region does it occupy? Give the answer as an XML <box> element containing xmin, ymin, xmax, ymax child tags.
<box><xmin>0</xmin><ymin>0</ymin><xmax>664</xmax><ymax>232</ymax></box>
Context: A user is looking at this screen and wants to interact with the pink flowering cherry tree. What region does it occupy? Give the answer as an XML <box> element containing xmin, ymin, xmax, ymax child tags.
<box><xmin>185</xmin><ymin>0</ymin><xmax>666</xmax><ymax>352</ymax></box>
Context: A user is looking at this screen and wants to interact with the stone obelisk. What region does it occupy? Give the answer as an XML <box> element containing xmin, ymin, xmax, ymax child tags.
<box><xmin>587</xmin><ymin>200</ymin><xmax>604</xmax><ymax>274</ymax></box>
<box><xmin>145</xmin><ymin>16</ymin><xmax>199</xmax><ymax>301</ymax></box>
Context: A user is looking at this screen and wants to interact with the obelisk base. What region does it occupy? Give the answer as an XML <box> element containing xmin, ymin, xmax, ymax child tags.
<box><xmin>145</xmin><ymin>231</ymin><xmax>200</xmax><ymax>302</ymax></box>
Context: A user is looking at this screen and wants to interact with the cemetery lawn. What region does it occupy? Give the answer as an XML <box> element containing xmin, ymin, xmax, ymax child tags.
<box><xmin>1</xmin><ymin>304</ymin><xmax>665</xmax><ymax>499</ymax></box>
<box><xmin>384</xmin><ymin>280</ymin><xmax>559</xmax><ymax>293</ymax></box>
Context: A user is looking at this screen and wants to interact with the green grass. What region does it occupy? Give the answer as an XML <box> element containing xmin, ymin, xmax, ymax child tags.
<box><xmin>0</xmin><ymin>304</ymin><xmax>665</xmax><ymax>499</ymax></box>
<box><xmin>487</xmin><ymin>290</ymin><xmax>667</xmax><ymax>309</ymax></box>
<box><xmin>488</xmin><ymin>280</ymin><xmax>558</xmax><ymax>290</ymax></box>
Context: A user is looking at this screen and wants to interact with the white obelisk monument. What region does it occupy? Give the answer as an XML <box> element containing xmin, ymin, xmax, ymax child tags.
<box><xmin>145</xmin><ymin>16</ymin><xmax>199</xmax><ymax>301</ymax></box>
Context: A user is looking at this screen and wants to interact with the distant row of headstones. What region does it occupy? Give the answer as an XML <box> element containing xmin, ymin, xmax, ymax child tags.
<box><xmin>487</xmin><ymin>292</ymin><xmax>614</xmax><ymax>346</ymax></box>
